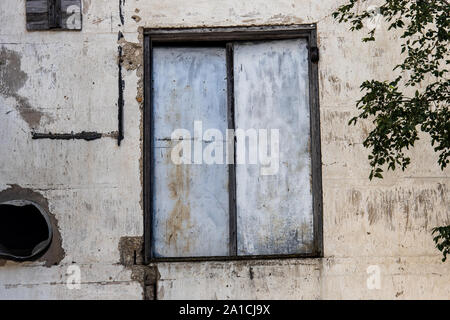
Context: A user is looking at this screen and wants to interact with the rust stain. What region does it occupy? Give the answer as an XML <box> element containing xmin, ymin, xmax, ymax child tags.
<box><xmin>166</xmin><ymin>163</ymin><xmax>193</xmax><ymax>252</ymax></box>
<box><xmin>167</xmin><ymin>199</ymin><xmax>191</xmax><ymax>247</ymax></box>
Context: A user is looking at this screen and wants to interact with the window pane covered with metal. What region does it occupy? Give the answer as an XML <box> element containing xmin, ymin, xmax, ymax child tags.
<box><xmin>152</xmin><ymin>47</ymin><xmax>230</xmax><ymax>257</ymax></box>
<box><xmin>234</xmin><ymin>39</ymin><xmax>313</xmax><ymax>255</ymax></box>
<box><xmin>146</xmin><ymin>27</ymin><xmax>322</xmax><ymax>260</ymax></box>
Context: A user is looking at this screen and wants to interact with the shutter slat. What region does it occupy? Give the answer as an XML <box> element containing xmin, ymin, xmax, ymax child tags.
<box><xmin>26</xmin><ymin>0</ymin><xmax>50</xmax><ymax>30</ymax></box>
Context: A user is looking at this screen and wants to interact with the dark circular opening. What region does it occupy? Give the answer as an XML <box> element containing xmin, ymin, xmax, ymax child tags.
<box><xmin>0</xmin><ymin>201</ymin><xmax>52</xmax><ymax>261</ymax></box>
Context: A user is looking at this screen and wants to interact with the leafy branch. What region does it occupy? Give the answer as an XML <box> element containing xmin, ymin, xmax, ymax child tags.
<box><xmin>432</xmin><ymin>225</ymin><xmax>450</xmax><ymax>261</ymax></box>
<box><xmin>333</xmin><ymin>0</ymin><xmax>449</xmax><ymax>180</ymax></box>
<box><xmin>333</xmin><ymin>1</ymin><xmax>449</xmax><ymax>261</ymax></box>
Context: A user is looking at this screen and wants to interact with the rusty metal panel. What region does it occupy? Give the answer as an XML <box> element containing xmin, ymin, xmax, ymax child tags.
<box><xmin>152</xmin><ymin>47</ymin><xmax>229</xmax><ymax>257</ymax></box>
<box><xmin>233</xmin><ymin>39</ymin><xmax>314</xmax><ymax>255</ymax></box>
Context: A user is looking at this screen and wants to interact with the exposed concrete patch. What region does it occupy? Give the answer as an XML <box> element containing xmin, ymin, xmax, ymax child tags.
<box><xmin>116</xmin><ymin>29</ymin><xmax>144</xmax><ymax>146</ymax></box>
<box><xmin>0</xmin><ymin>185</ymin><xmax>65</xmax><ymax>267</ymax></box>
<box><xmin>117</xmin><ymin>34</ymin><xmax>143</xmax><ymax>73</ymax></box>
<box><xmin>116</xmin><ymin>28</ymin><xmax>146</xmax><ymax>219</ymax></box>
<box><xmin>0</xmin><ymin>47</ymin><xmax>46</xmax><ymax>129</ymax></box>
<box><xmin>131</xmin><ymin>265</ymin><xmax>160</xmax><ymax>300</ymax></box>
<box><xmin>116</xmin><ymin>29</ymin><xmax>148</xmax><ymax>298</ymax></box>
<box><xmin>119</xmin><ymin>236</ymin><xmax>144</xmax><ymax>266</ymax></box>
<box><xmin>118</xmin><ymin>236</ymin><xmax>160</xmax><ymax>300</ymax></box>
<box><xmin>132</xmin><ymin>15</ymin><xmax>142</xmax><ymax>23</ymax></box>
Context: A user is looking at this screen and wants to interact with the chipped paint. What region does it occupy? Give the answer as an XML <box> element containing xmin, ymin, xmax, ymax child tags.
<box><xmin>118</xmin><ymin>34</ymin><xmax>142</xmax><ymax>72</ymax></box>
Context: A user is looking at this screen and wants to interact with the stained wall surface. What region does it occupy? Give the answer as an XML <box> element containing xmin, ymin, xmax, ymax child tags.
<box><xmin>0</xmin><ymin>0</ymin><xmax>448</xmax><ymax>299</ymax></box>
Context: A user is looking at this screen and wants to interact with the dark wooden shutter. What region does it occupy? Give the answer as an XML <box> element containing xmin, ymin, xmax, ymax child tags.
<box><xmin>26</xmin><ymin>0</ymin><xmax>50</xmax><ymax>30</ymax></box>
<box><xmin>26</xmin><ymin>0</ymin><xmax>82</xmax><ymax>31</ymax></box>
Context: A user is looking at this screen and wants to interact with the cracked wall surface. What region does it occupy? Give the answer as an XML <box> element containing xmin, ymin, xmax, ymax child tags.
<box><xmin>0</xmin><ymin>0</ymin><xmax>449</xmax><ymax>299</ymax></box>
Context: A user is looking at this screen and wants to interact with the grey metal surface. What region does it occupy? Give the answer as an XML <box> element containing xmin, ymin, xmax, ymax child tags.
<box><xmin>152</xmin><ymin>47</ymin><xmax>230</xmax><ymax>257</ymax></box>
<box><xmin>233</xmin><ymin>39</ymin><xmax>314</xmax><ymax>255</ymax></box>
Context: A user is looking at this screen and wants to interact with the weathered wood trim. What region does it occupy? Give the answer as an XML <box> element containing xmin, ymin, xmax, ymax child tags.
<box><xmin>226</xmin><ymin>42</ymin><xmax>238</xmax><ymax>257</ymax></box>
<box><xmin>143</xmin><ymin>35</ymin><xmax>154</xmax><ymax>264</ymax></box>
<box><xmin>308</xmin><ymin>25</ymin><xmax>324</xmax><ymax>257</ymax></box>
<box><xmin>144</xmin><ymin>25</ymin><xmax>316</xmax><ymax>38</ymax></box>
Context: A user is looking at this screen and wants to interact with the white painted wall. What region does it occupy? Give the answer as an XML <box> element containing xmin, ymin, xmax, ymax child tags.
<box><xmin>0</xmin><ymin>0</ymin><xmax>448</xmax><ymax>299</ymax></box>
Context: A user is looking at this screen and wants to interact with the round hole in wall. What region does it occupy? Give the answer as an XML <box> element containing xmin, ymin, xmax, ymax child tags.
<box><xmin>0</xmin><ymin>200</ymin><xmax>53</xmax><ymax>261</ymax></box>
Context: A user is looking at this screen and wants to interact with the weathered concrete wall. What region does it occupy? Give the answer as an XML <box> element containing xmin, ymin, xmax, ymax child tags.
<box><xmin>0</xmin><ymin>0</ymin><xmax>448</xmax><ymax>299</ymax></box>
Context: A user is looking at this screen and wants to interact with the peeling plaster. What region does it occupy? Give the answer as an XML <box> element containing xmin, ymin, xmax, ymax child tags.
<box><xmin>0</xmin><ymin>47</ymin><xmax>45</xmax><ymax>128</ymax></box>
<box><xmin>345</xmin><ymin>184</ymin><xmax>449</xmax><ymax>232</ymax></box>
<box><xmin>116</xmin><ymin>28</ymin><xmax>145</xmax><ymax>214</ymax></box>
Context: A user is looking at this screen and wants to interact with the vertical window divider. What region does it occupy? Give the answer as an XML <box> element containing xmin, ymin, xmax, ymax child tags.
<box><xmin>226</xmin><ymin>42</ymin><xmax>238</xmax><ymax>257</ymax></box>
<box><xmin>143</xmin><ymin>35</ymin><xmax>153</xmax><ymax>264</ymax></box>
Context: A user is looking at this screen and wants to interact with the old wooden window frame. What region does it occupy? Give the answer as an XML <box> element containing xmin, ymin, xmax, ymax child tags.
<box><xmin>143</xmin><ymin>25</ymin><xmax>323</xmax><ymax>263</ymax></box>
